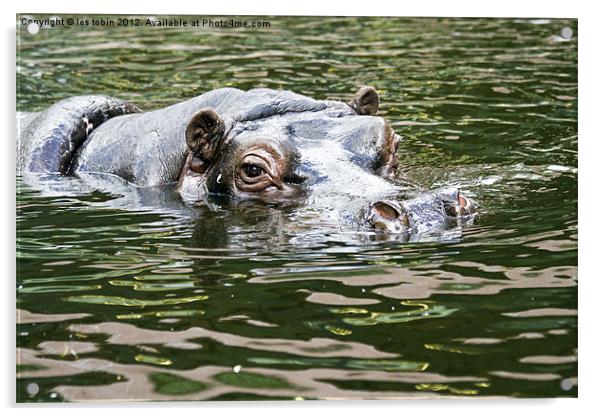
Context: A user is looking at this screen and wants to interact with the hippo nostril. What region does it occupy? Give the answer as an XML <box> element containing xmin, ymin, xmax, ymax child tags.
<box><xmin>371</xmin><ymin>220</ymin><xmax>390</xmax><ymax>231</ymax></box>
<box><xmin>366</xmin><ymin>200</ymin><xmax>409</xmax><ymax>233</ymax></box>
<box><xmin>443</xmin><ymin>191</ymin><xmax>475</xmax><ymax>217</ymax></box>
<box><xmin>371</xmin><ymin>200</ymin><xmax>402</xmax><ymax>220</ymax></box>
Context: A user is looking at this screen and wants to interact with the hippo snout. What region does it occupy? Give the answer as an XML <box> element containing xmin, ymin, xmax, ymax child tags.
<box><xmin>366</xmin><ymin>200</ymin><xmax>410</xmax><ymax>233</ymax></box>
<box><xmin>365</xmin><ymin>190</ymin><xmax>477</xmax><ymax>234</ymax></box>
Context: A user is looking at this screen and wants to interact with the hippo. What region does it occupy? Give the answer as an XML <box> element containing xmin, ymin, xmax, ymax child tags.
<box><xmin>16</xmin><ymin>87</ymin><xmax>475</xmax><ymax>236</ymax></box>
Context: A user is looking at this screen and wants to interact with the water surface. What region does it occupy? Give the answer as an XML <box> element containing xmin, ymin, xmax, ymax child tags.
<box><xmin>16</xmin><ymin>15</ymin><xmax>577</xmax><ymax>401</ymax></box>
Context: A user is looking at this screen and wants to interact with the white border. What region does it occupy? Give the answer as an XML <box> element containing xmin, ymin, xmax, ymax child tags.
<box><xmin>3</xmin><ymin>0</ymin><xmax>599</xmax><ymax>414</ymax></box>
<box><xmin>2</xmin><ymin>0</ymin><xmax>583</xmax><ymax>17</ymax></box>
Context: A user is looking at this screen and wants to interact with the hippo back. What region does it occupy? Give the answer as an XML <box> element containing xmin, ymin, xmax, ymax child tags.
<box><xmin>17</xmin><ymin>95</ymin><xmax>141</xmax><ymax>174</ymax></box>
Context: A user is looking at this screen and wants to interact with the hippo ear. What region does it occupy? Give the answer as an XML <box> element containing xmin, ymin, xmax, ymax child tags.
<box><xmin>349</xmin><ymin>86</ymin><xmax>379</xmax><ymax>115</ymax></box>
<box><xmin>185</xmin><ymin>108</ymin><xmax>226</xmax><ymax>162</ymax></box>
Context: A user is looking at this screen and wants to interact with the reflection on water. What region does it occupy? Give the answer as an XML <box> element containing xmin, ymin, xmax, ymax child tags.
<box><xmin>17</xmin><ymin>16</ymin><xmax>577</xmax><ymax>401</ymax></box>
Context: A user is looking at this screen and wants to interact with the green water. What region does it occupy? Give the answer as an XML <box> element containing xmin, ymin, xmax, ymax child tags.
<box><xmin>16</xmin><ymin>15</ymin><xmax>577</xmax><ymax>401</ymax></box>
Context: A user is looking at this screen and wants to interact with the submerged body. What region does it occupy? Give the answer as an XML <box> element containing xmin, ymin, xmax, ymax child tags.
<box><xmin>17</xmin><ymin>87</ymin><xmax>475</xmax><ymax>236</ymax></box>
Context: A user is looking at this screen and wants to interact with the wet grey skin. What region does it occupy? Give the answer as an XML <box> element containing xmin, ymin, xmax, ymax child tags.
<box><xmin>364</xmin><ymin>189</ymin><xmax>475</xmax><ymax>235</ymax></box>
<box><xmin>16</xmin><ymin>86</ymin><xmax>475</xmax><ymax>236</ymax></box>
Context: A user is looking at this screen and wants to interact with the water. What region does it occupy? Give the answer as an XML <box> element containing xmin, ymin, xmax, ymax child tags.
<box><xmin>16</xmin><ymin>16</ymin><xmax>577</xmax><ymax>401</ymax></box>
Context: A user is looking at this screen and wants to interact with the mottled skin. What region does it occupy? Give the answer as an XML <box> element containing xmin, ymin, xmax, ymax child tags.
<box><xmin>17</xmin><ymin>87</ymin><xmax>475</xmax><ymax>235</ymax></box>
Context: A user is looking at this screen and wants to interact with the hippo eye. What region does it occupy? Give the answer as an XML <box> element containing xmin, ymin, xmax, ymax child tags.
<box><xmin>236</xmin><ymin>150</ymin><xmax>282</xmax><ymax>193</ymax></box>
<box><xmin>243</xmin><ymin>163</ymin><xmax>265</xmax><ymax>178</ymax></box>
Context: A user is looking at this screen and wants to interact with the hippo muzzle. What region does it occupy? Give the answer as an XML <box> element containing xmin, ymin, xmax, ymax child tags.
<box><xmin>366</xmin><ymin>189</ymin><xmax>476</xmax><ymax>234</ymax></box>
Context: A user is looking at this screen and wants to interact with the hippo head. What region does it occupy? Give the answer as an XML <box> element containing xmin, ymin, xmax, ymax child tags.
<box><xmin>176</xmin><ymin>87</ymin><xmax>471</xmax><ymax>234</ymax></box>
<box><xmin>177</xmin><ymin>87</ymin><xmax>405</xmax><ymax>225</ymax></box>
